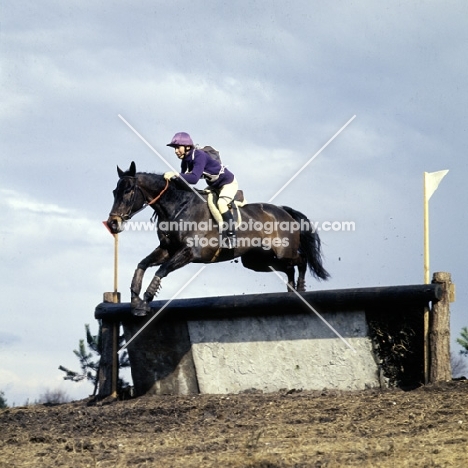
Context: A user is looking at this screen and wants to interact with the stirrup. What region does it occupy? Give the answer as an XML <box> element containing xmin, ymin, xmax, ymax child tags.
<box><xmin>221</xmin><ymin>232</ymin><xmax>236</xmax><ymax>249</ymax></box>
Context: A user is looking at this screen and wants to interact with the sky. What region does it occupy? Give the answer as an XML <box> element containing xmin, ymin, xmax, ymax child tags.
<box><xmin>1</xmin><ymin>1</ymin><xmax>467</xmax><ymax>405</ymax></box>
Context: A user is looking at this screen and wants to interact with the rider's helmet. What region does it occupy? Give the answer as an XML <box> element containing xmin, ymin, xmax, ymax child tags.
<box><xmin>166</xmin><ymin>132</ymin><xmax>194</xmax><ymax>148</ymax></box>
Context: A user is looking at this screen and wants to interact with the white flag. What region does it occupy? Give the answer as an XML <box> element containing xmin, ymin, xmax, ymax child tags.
<box><xmin>424</xmin><ymin>170</ymin><xmax>449</xmax><ymax>201</ymax></box>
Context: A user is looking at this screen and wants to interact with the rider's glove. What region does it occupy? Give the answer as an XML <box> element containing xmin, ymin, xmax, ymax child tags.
<box><xmin>163</xmin><ymin>171</ymin><xmax>179</xmax><ymax>180</ymax></box>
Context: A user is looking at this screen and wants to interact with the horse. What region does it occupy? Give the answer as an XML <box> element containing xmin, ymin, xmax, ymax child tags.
<box><xmin>106</xmin><ymin>161</ymin><xmax>329</xmax><ymax>315</ymax></box>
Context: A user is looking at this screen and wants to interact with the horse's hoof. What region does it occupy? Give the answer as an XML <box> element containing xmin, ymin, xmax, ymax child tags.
<box><xmin>131</xmin><ymin>296</ymin><xmax>141</xmax><ymax>307</ymax></box>
<box><xmin>296</xmin><ymin>279</ymin><xmax>306</xmax><ymax>292</ymax></box>
<box><xmin>131</xmin><ymin>299</ymin><xmax>150</xmax><ymax>316</ymax></box>
<box><xmin>132</xmin><ymin>308</ymin><xmax>148</xmax><ymax>317</ymax></box>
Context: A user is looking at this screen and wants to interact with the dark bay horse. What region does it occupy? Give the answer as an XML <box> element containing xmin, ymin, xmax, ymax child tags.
<box><xmin>107</xmin><ymin>162</ymin><xmax>329</xmax><ymax>315</ymax></box>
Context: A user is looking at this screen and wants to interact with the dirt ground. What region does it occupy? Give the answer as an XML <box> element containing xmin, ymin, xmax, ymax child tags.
<box><xmin>1</xmin><ymin>380</ymin><xmax>467</xmax><ymax>468</ymax></box>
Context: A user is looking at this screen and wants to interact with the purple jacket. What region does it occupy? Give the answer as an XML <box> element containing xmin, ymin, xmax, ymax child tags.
<box><xmin>179</xmin><ymin>148</ymin><xmax>235</xmax><ymax>189</ymax></box>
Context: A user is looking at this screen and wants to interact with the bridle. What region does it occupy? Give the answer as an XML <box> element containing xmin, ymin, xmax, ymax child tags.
<box><xmin>109</xmin><ymin>177</ymin><xmax>169</xmax><ymax>221</ymax></box>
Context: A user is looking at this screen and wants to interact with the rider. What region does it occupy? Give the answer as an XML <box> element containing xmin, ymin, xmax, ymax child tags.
<box><xmin>164</xmin><ymin>132</ymin><xmax>238</xmax><ymax>248</ymax></box>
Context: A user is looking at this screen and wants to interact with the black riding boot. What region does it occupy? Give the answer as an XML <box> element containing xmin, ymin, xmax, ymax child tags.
<box><xmin>221</xmin><ymin>210</ymin><xmax>236</xmax><ymax>249</ymax></box>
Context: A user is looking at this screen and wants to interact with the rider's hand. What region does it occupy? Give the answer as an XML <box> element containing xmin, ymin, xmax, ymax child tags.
<box><xmin>163</xmin><ymin>171</ymin><xmax>178</xmax><ymax>180</ymax></box>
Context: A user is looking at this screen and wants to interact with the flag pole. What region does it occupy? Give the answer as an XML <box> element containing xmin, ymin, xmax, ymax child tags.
<box><xmin>422</xmin><ymin>169</ymin><xmax>449</xmax><ymax>384</ymax></box>
<box><xmin>113</xmin><ymin>233</ymin><xmax>119</xmax><ymax>297</ymax></box>
<box><xmin>423</xmin><ymin>172</ymin><xmax>430</xmax><ymax>383</ymax></box>
<box><xmin>111</xmin><ymin>232</ymin><xmax>119</xmax><ymax>398</ymax></box>
<box><xmin>423</xmin><ymin>172</ymin><xmax>430</xmax><ymax>284</ymax></box>
<box><xmin>423</xmin><ymin>169</ymin><xmax>449</xmax><ymax>284</ymax></box>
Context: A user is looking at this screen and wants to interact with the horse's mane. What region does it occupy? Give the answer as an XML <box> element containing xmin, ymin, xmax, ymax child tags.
<box><xmin>137</xmin><ymin>171</ymin><xmax>162</xmax><ymax>177</ymax></box>
<box><xmin>136</xmin><ymin>171</ymin><xmax>206</xmax><ymax>203</ymax></box>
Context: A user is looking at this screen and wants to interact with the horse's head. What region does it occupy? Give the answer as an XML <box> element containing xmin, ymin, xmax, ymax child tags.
<box><xmin>107</xmin><ymin>161</ymin><xmax>147</xmax><ymax>234</ymax></box>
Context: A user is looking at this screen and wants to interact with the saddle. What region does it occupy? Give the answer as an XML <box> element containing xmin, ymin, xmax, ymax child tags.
<box><xmin>203</xmin><ymin>189</ymin><xmax>246</xmax><ymax>228</ymax></box>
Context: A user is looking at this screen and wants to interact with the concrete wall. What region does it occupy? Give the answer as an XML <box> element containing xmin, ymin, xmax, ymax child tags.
<box><xmin>122</xmin><ymin>309</ymin><xmax>383</xmax><ymax>396</ymax></box>
<box><xmin>188</xmin><ymin>311</ymin><xmax>381</xmax><ymax>393</ymax></box>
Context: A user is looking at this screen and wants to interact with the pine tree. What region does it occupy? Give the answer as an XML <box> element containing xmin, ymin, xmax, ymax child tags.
<box><xmin>451</xmin><ymin>352</ymin><xmax>468</xmax><ymax>379</ymax></box>
<box><xmin>59</xmin><ymin>322</ymin><xmax>130</xmax><ymax>396</ymax></box>
<box><xmin>457</xmin><ymin>326</ymin><xmax>468</xmax><ymax>356</ymax></box>
<box><xmin>0</xmin><ymin>391</ymin><xmax>7</xmax><ymax>409</ymax></box>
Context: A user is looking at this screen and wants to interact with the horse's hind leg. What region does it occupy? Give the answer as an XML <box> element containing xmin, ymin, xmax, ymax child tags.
<box><xmin>285</xmin><ymin>266</ymin><xmax>306</xmax><ymax>292</ymax></box>
<box><xmin>296</xmin><ymin>261</ymin><xmax>307</xmax><ymax>292</ymax></box>
<box><xmin>285</xmin><ymin>267</ymin><xmax>295</xmax><ymax>292</ymax></box>
<box><xmin>283</xmin><ymin>266</ymin><xmax>295</xmax><ymax>292</ymax></box>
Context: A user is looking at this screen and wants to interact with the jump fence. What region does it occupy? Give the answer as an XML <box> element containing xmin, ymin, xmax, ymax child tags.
<box><xmin>94</xmin><ymin>272</ymin><xmax>454</xmax><ymax>398</ymax></box>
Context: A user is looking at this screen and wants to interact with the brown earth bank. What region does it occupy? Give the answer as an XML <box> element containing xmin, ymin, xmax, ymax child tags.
<box><xmin>1</xmin><ymin>380</ymin><xmax>467</xmax><ymax>468</ymax></box>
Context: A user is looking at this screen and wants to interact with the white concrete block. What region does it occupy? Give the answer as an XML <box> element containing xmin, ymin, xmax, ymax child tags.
<box><xmin>188</xmin><ymin>311</ymin><xmax>381</xmax><ymax>393</ymax></box>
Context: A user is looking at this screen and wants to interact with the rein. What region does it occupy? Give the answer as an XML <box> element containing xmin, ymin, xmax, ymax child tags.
<box><xmin>146</xmin><ymin>179</ymin><xmax>169</xmax><ymax>205</ymax></box>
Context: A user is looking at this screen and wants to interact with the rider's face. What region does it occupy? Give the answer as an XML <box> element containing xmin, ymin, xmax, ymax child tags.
<box><xmin>174</xmin><ymin>146</ymin><xmax>186</xmax><ymax>159</ymax></box>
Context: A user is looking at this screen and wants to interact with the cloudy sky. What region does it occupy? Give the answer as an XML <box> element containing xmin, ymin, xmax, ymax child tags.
<box><xmin>1</xmin><ymin>1</ymin><xmax>467</xmax><ymax>405</ymax></box>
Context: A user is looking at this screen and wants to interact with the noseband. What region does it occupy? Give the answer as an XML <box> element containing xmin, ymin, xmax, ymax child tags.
<box><xmin>109</xmin><ymin>177</ymin><xmax>169</xmax><ymax>220</ymax></box>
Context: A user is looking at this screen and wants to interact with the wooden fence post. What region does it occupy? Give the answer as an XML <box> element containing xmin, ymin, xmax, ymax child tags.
<box><xmin>429</xmin><ymin>272</ymin><xmax>454</xmax><ymax>383</ymax></box>
<box><xmin>98</xmin><ymin>292</ymin><xmax>121</xmax><ymax>398</ymax></box>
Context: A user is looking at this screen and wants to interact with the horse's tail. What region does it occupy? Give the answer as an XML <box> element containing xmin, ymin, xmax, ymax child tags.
<box><xmin>281</xmin><ymin>206</ymin><xmax>330</xmax><ymax>281</ymax></box>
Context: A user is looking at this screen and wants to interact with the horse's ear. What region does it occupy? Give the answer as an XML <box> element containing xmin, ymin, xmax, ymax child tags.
<box><xmin>129</xmin><ymin>161</ymin><xmax>136</xmax><ymax>177</ymax></box>
<box><xmin>117</xmin><ymin>162</ymin><xmax>136</xmax><ymax>178</ymax></box>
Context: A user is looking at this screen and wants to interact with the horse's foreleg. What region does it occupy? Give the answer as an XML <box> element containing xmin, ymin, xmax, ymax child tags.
<box><xmin>134</xmin><ymin>246</ymin><xmax>195</xmax><ymax>316</ymax></box>
<box><xmin>131</xmin><ymin>247</ymin><xmax>170</xmax><ymax>315</ymax></box>
<box><xmin>130</xmin><ymin>268</ymin><xmax>145</xmax><ymax>303</ymax></box>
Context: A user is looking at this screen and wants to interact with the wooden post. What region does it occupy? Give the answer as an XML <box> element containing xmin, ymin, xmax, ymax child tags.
<box><xmin>111</xmin><ymin>314</ymin><xmax>119</xmax><ymax>399</ymax></box>
<box><xmin>423</xmin><ymin>305</ymin><xmax>430</xmax><ymax>384</ymax></box>
<box><xmin>97</xmin><ymin>291</ymin><xmax>121</xmax><ymax>398</ymax></box>
<box><xmin>97</xmin><ymin>227</ymin><xmax>121</xmax><ymax>398</ymax></box>
<box><xmin>429</xmin><ymin>272</ymin><xmax>453</xmax><ymax>383</ymax></box>
<box><xmin>98</xmin><ymin>317</ymin><xmax>113</xmax><ymax>397</ymax></box>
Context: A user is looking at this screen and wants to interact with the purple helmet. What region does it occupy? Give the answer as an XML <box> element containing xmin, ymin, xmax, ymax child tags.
<box><xmin>166</xmin><ymin>132</ymin><xmax>194</xmax><ymax>148</ymax></box>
